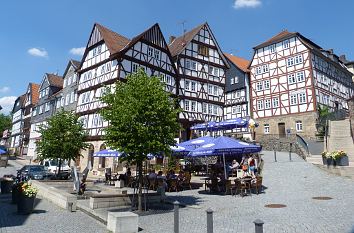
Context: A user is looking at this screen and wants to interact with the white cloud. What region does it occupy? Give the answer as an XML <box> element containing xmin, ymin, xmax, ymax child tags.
<box><xmin>28</xmin><ymin>47</ymin><xmax>48</xmax><ymax>58</ymax></box>
<box><xmin>233</xmin><ymin>0</ymin><xmax>262</xmax><ymax>9</ymax></box>
<box><xmin>69</xmin><ymin>47</ymin><xmax>85</xmax><ymax>56</ymax></box>
<box><xmin>0</xmin><ymin>96</ymin><xmax>17</xmax><ymax>114</ymax></box>
<box><xmin>0</xmin><ymin>87</ymin><xmax>10</xmax><ymax>94</ymax></box>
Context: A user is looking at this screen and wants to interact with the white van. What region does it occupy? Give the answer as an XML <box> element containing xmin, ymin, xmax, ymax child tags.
<box><xmin>40</xmin><ymin>159</ymin><xmax>71</xmax><ymax>178</ymax></box>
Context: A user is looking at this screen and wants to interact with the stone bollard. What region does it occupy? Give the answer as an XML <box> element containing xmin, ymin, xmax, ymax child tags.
<box><xmin>253</xmin><ymin>219</ymin><xmax>264</xmax><ymax>233</ymax></box>
<box><xmin>289</xmin><ymin>143</ymin><xmax>292</xmax><ymax>161</ymax></box>
<box><xmin>206</xmin><ymin>208</ymin><xmax>213</xmax><ymax>233</ymax></box>
<box><xmin>174</xmin><ymin>201</ymin><xmax>179</xmax><ymax>233</ymax></box>
<box><xmin>273</xmin><ymin>146</ymin><xmax>277</xmax><ymax>162</ymax></box>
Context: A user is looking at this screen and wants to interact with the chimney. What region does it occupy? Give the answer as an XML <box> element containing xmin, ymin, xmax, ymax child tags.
<box><xmin>169</xmin><ymin>36</ymin><xmax>176</xmax><ymax>44</ymax></box>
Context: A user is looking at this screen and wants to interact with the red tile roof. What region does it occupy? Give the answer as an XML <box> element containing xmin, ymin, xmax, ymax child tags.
<box><xmin>46</xmin><ymin>73</ymin><xmax>63</xmax><ymax>88</ymax></box>
<box><xmin>95</xmin><ymin>23</ymin><xmax>131</xmax><ymax>54</ymax></box>
<box><xmin>224</xmin><ymin>53</ymin><xmax>250</xmax><ymax>73</ymax></box>
<box><xmin>168</xmin><ymin>23</ymin><xmax>205</xmax><ymax>57</ymax></box>
<box><xmin>30</xmin><ymin>83</ymin><xmax>40</xmax><ymax>105</ymax></box>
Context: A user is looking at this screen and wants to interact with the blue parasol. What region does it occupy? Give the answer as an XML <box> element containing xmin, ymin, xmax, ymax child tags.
<box><xmin>93</xmin><ymin>149</ymin><xmax>123</xmax><ymax>157</ymax></box>
<box><xmin>0</xmin><ymin>149</ymin><xmax>6</xmax><ymax>154</ymax></box>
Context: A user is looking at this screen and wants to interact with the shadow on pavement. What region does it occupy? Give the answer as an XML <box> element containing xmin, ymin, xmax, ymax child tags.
<box><xmin>0</xmin><ymin>195</ymin><xmax>47</xmax><ymax>228</ymax></box>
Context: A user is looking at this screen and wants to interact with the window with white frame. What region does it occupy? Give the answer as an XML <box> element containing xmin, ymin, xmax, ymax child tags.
<box><xmin>287</xmin><ymin>57</ymin><xmax>294</xmax><ymax>67</ymax></box>
<box><xmin>165</xmin><ymin>75</ymin><xmax>172</xmax><ymax>85</ymax></box>
<box><xmin>232</xmin><ymin>106</ymin><xmax>236</xmax><ymax>114</ymax></box>
<box><xmin>148</xmin><ymin>47</ymin><xmax>153</xmax><ymax>57</ymax></box>
<box><xmin>39</xmin><ymin>105</ymin><xmax>43</xmax><ymax>114</ymax></box>
<box><xmin>295</xmin><ymin>121</ymin><xmax>303</xmax><ymax>131</ymax></box>
<box><xmin>208</xmin><ymin>104</ymin><xmax>212</xmax><ymax>114</ymax></box>
<box><xmin>264</xmin><ymin>99</ymin><xmax>271</xmax><ymax>109</ymax></box>
<box><xmin>256</xmin><ymin>66</ymin><xmax>262</xmax><ymax>75</ymax></box>
<box><xmin>72</xmin><ymin>74</ymin><xmax>77</xmax><ymax>83</ymax></box>
<box><xmin>191</xmin><ymin>61</ymin><xmax>197</xmax><ymax>70</ymax></box>
<box><xmin>132</xmin><ymin>63</ymin><xmax>138</xmax><ymax>73</ymax></box>
<box><xmin>234</xmin><ymin>76</ymin><xmax>239</xmax><ymax>83</ymax></box>
<box><xmin>68</xmin><ymin>76</ymin><xmax>72</xmax><ymax>86</ymax></box>
<box><xmin>294</xmin><ymin>55</ymin><xmax>303</xmax><ymax>64</ymax></box>
<box><xmin>63</xmin><ymin>79</ymin><xmax>67</xmax><ymax>88</ymax></box>
<box><xmin>45</xmin><ymin>102</ymin><xmax>50</xmax><ymax>112</ymax></box>
<box><xmin>264</xmin><ymin>124</ymin><xmax>270</xmax><ymax>134</ymax></box>
<box><xmin>213</xmin><ymin>86</ymin><xmax>218</xmax><ymax>96</ymax></box>
<box><xmin>209</xmin><ymin>66</ymin><xmax>214</xmax><ymax>75</ymax></box>
<box><xmin>272</xmin><ymin>97</ymin><xmax>279</xmax><ymax>108</ymax></box>
<box><xmin>298</xmin><ymin>92</ymin><xmax>306</xmax><ymax>104</ymax></box>
<box><xmin>208</xmin><ymin>85</ymin><xmax>213</xmax><ymax>95</ymax></box>
<box><xmin>70</xmin><ymin>91</ymin><xmax>75</xmax><ymax>103</ymax></box>
<box><xmin>154</xmin><ymin>50</ymin><xmax>160</xmax><ymax>60</ymax></box>
<box><xmin>290</xmin><ymin>94</ymin><xmax>298</xmax><ymax>105</ymax></box>
<box><xmin>282</xmin><ymin>40</ymin><xmax>290</xmax><ymax>49</ymax></box>
<box><xmin>202</xmin><ymin>103</ymin><xmax>207</xmax><ymax>113</ymax></box>
<box><xmin>45</xmin><ymin>88</ymin><xmax>49</xmax><ymax>96</ymax></box>
<box><xmin>61</xmin><ymin>97</ymin><xmax>65</xmax><ymax>106</ymax></box>
<box><xmin>264</xmin><ymin>80</ymin><xmax>270</xmax><ymax>90</ymax></box>
<box><xmin>213</xmin><ymin>105</ymin><xmax>217</xmax><ymax>115</ymax></box>
<box><xmin>287</xmin><ymin>55</ymin><xmax>303</xmax><ymax>67</ymax></box>
<box><xmin>236</xmin><ymin>91</ymin><xmax>240</xmax><ymax>98</ymax></box>
<box><xmin>236</xmin><ymin>105</ymin><xmax>241</xmax><ymax>113</ymax></box>
<box><xmin>186</xmin><ymin>60</ymin><xmax>191</xmax><ymax>70</ymax></box>
<box><xmin>270</xmin><ymin>44</ymin><xmax>276</xmax><ymax>53</ymax></box>
<box><xmin>65</xmin><ymin>94</ymin><xmax>70</xmax><ymax>105</ymax></box>
<box><xmin>191</xmin><ymin>81</ymin><xmax>196</xmax><ymax>92</ymax></box>
<box><xmin>230</xmin><ymin>77</ymin><xmax>234</xmax><ymax>85</ymax></box>
<box><xmin>296</xmin><ymin>71</ymin><xmax>305</xmax><ymax>82</ymax></box>
<box><xmin>213</xmin><ymin>67</ymin><xmax>219</xmax><ymax>76</ymax></box>
<box><xmin>288</xmin><ymin>73</ymin><xmax>296</xmax><ymax>84</ymax></box>
<box><xmin>32</xmin><ymin>107</ymin><xmax>37</xmax><ymax>116</ymax></box>
<box><xmin>191</xmin><ymin>101</ymin><xmax>196</xmax><ymax>112</ymax></box>
<box><xmin>56</xmin><ymin>100</ymin><xmax>61</xmax><ymax>109</ymax></box>
<box><xmin>232</xmin><ymin>92</ymin><xmax>236</xmax><ymax>99</ymax></box>
<box><xmin>257</xmin><ymin>100</ymin><xmax>263</xmax><ymax>110</ymax></box>
<box><xmin>185</xmin><ymin>80</ymin><xmax>190</xmax><ymax>91</ymax></box>
<box><xmin>184</xmin><ymin>100</ymin><xmax>190</xmax><ymax>111</ymax></box>
<box><xmin>256</xmin><ymin>82</ymin><xmax>263</xmax><ymax>91</ymax></box>
<box><xmin>256</xmin><ymin>64</ymin><xmax>269</xmax><ymax>75</ymax></box>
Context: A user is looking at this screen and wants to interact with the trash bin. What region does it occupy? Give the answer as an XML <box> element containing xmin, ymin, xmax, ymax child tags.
<box><xmin>1</xmin><ymin>179</ymin><xmax>14</xmax><ymax>194</ymax></box>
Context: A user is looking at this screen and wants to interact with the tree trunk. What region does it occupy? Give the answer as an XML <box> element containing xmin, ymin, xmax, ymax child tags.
<box><xmin>58</xmin><ymin>158</ymin><xmax>62</xmax><ymax>176</ymax></box>
<box><xmin>137</xmin><ymin>160</ymin><xmax>143</xmax><ymax>212</ymax></box>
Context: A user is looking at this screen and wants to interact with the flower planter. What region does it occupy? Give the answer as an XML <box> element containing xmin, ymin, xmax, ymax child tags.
<box><xmin>1</xmin><ymin>179</ymin><xmax>14</xmax><ymax>194</ymax></box>
<box><xmin>17</xmin><ymin>195</ymin><xmax>36</xmax><ymax>214</ymax></box>
<box><xmin>336</xmin><ymin>156</ymin><xmax>349</xmax><ymax>166</ymax></box>
<box><xmin>12</xmin><ymin>185</ymin><xmax>20</xmax><ymax>204</ymax></box>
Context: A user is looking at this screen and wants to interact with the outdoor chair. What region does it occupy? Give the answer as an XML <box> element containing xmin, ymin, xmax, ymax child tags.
<box><xmin>232</xmin><ymin>178</ymin><xmax>251</xmax><ymax>197</ymax></box>
<box><xmin>251</xmin><ymin>176</ymin><xmax>263</xmax><ymax>194</ymax></box>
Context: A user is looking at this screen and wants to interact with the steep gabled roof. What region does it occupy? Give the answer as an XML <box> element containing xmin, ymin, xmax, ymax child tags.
<box><xmin>224</xmin><ymin>53</ymin><xmax>250</xmax><ymax>73</ymax></box>
<box><xmin>71</xmin><ymin>60</ymin><xmax>81</xmax><ymax>69</ymax></box>
<box><xmin>63</xmin><ymin>60</ymin><xmax>81</xmax><ymax>78</ymax></box>
<box><xmin>168</xmin><ymin>22</ymin><xmax>229</xmax><ymax>68</ymax></box>
<box><xmin>46</xmin><ymin>73</ymin><xmax>63</xmax><ymax>88</ymax></box>
<box><xmin>95</xmin><ymin>23</ymin><xmax>131</xmax><ymax>54</ymax></box>
<box><xmin>168</xmin><ymin>23</ymin><xmax>205</xmax><ymax>58</ymax></box>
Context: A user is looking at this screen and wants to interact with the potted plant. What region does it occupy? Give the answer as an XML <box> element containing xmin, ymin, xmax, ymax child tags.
<box><xmin>12</xmin><ymin>181</ymin><xmax>24</xmax><ymax>204</ymax></box>
<box><xmin>331</xmin><ymin>150</ymin><xmax>349</xmax><ymax>166</ymax></box>
<box><xmin>17</xmin><ymin>182</ymin><xmax>38</xmax><ymax>214</ymax></box>
<box><xmin>321</xmin><ymin>151</ymin><xmax>332</xmax><ymax>166</ymax></box>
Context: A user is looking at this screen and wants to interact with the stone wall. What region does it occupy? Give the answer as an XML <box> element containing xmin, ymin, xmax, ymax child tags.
<box><xmin>257</xmin><ymin>134</ymin><xmax>306</xmax><ymax>159</ymax></box>
<box><xmin>254</xmin><ymin>112</ymin><xmax>318</xmax><ymax>140</ymax></box>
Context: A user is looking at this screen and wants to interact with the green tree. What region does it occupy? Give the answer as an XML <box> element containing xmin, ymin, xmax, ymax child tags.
<box><xmin>36</xmin><ymin>110</ymin><xmax>88</xmax><ymax>175</ymax></box>
<box><xmin>100</xmin><ymin>69</ymin><xmax>180</xmax><ymax>211</ymax></box>
<box><xmin>0</xmin><ymin>113</ymin><xmax>12</xmax><ymax>133</ymax></box>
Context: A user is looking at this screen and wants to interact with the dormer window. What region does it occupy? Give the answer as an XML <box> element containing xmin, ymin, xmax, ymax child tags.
<box><xmin>270</xmin><ymin>44</ymin><xmax>276</xmax><ymax>53</ymax></box>
<box><xmin>282</xmin><ymin>40</ymin><xmax>290</xmax><ymax>49</ymax></box>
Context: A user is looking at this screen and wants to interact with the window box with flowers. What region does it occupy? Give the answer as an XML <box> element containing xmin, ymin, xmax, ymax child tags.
<box><xmin>321</xmin><ymin>150</ymin><xmax>349</xmax><ymax>167</ymax></box>
<box><xmin>17</xmin><ymin>182</ymin><xmax>38</xmax><ymax>214</ymax></box>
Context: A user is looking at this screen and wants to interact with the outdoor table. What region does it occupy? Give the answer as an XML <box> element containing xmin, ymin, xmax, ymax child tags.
<box><xmin>200</xmin><ymin>177</ymin><xmax>211</xmax><ymax>191</ymax></box>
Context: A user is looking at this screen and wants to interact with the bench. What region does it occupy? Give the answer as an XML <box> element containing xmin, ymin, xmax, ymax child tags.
<box><xmin>31</xmin><ymin>180</ymin><xmax>77</xmax><ymax>212</ymax></box>
<box><xmin>89</xmin><ymin>193</ymin><xmax>130</xmax><ymax>209</ymax></box>
<box><xmin>107</xmin><ymin>211</ymin><xmax>138</xmax><ymax>233</ymax></box>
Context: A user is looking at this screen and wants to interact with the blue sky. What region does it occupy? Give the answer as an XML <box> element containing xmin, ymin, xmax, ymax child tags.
<box><xmin>0</xmin><ymin>0</ymin><xmax>353</xmax><ymax>114</ymax></box>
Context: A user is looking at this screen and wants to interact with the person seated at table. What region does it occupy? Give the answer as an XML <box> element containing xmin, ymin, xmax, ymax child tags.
<box><xmin>214</xmin><ymin>159</ymin><xmax>223</xmax><ymax>174</ymax></box>
<box><xmin>209</xmin><ymin>171</ymin><xmax>220</xmax><ymax>192</ymax></box>
<box><xmin>105</xmin><ymin>167</ymin><xmax>112</xmax><ymax>184</ymax></box>
<box><xmin>166</xmin><ymin>170</ymin><xmax>177</xmax><ymax>180</ymax></box>
<box><xmin>118</xmin><ymin>167</ymin><xmax>132</xmax><ymax>184</ymax></box>
<box><xmin>229</xmin><ymin>160</ymin><xmax>239</xmax><ymax>176</ymax></box>
<box><xmin>156</xmin><ymin>170</ymin><xmax>167</xmax><ymax>190</ymax></box>
<box><xmin>217</xmin><ymin>172</ymin><xmax>226</xmax><ymax>192</ymax></box>
<box><xmin>148</xmin><ymin>169</ymin><xmax>157</xmax><ymax>180</ymax></box>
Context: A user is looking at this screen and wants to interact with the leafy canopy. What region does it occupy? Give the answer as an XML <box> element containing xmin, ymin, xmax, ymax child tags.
<box><xmin>36</xmin><ymin>110</ymin><xmax>88</xmax><ymax>162</ymax></box>
<box><xmin>100</xmin><ymin>69</ymin><xmax>180</xmax><ymax>164</ymax></box>
<box><xmin>0</xmin><ymin>113</ymin><xmax>12</xmax><ymax>133</ymax></box>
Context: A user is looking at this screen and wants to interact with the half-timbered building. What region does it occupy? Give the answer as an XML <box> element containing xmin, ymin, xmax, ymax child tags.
<box><xmin>223</xmin><ymin>53</ymin><xmax>251</xmax><ymax>135</ymax></box>
<box><xmin>168</xmin><ymin>23</ymin><xmax>229</xmax><ymax>140</ymax></box>
<box><xmin>27</xmin><ymin>74</ymin><xmax>63</xmax><ymax>159</ymax></box>
<box><xmin>249</xmin><ymin>30</ymin><xmax>354</xmax><ymax>138</ymax></box>
<box><xmin>76</xmin><ymin>23</ymin><xmax>178</xmax><ymax>171</ymax></box>
<box><xmin>9</xmin><ymin>94</ymin><xmax>26</xmax><ymax>155</ymax></box>
<box><xmin>54</xmin><ymin>60</ymin><xmax>80</xmax><ymax>113</ymax></box>
<box><xmin>22</xmin><ymin>83</ymin><xmax>40</xmax><ymax>157</ymax></box>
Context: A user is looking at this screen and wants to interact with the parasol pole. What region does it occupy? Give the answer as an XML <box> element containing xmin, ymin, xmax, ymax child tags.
<box><xmin>223</xmin><ymin>152</ymin><xmax>227</xmax><ymax>180</ymax></box>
